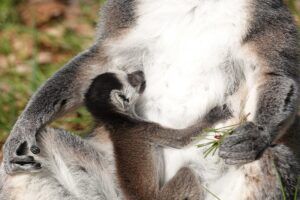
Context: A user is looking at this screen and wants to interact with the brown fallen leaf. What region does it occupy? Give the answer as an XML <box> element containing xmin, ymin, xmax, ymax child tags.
<box><xmin>15</xmin><ymin>63</ymin><xmax>32</xmax><ymax>74</ymax></box>
<box><xmin>19</xmin><ymin>0</ymin><xmax>67</xmax><ymax>26</ymax></box>
<box><xmin>38</xmin><ymin>51</ymin><xmax>53</xmax><ymax>64</ymax></box>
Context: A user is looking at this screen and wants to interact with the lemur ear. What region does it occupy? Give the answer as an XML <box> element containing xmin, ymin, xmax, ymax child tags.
<box><xmin>128</xmin><ymin>71</ymin><xmax>146</xmax><ymax>93</ymax></box>
<box><xmin>128</xmin><ymin>71</ymin><xmax>145</xmax><ymax>87</ymax></box>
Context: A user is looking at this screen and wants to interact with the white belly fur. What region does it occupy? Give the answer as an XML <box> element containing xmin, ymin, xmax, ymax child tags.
<box><xmin>107</xmin><ymin>0</ymin><xmax>252</xmax><ymax>198</ymax></box>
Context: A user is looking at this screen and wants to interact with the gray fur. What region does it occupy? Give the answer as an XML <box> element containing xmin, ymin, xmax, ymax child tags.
<box><xmin>1</xmin><ymin>122</ymin><xmax>299</xmax><ymax>200</ymax></box>
<box><xmin>97</xmin><ymin>0</ymin><xmax>137</xmax><ymax>39</ymax></box>
<box><xmin>1</xmin><ymin>0</ymin><xmax>299</xmax><ymax>199</ymax></box>
<box><xmin>272</xmin><ymin>144</ymin><xmax>300</xmax><ymax>199</ymax></box>
<box><xmin>1</xmin><ymin>127</ymin><xmax>123</xmax><ymax>200</ymax></box>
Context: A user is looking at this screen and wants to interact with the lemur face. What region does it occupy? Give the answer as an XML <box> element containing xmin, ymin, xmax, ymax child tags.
<box><xmin>110</xmin><ymin>70</ymin><xmax>145</xmax><ymax>114</ymax></box>
<box><xmin>85</xmin><ymin>70</ymin><xmax>145</xmax><ymax>118</ymax></box>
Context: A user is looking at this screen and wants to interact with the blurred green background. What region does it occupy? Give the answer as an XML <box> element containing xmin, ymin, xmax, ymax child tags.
<box><xmin>0</xmin><ymin>0</ymin><xmax>299</xmax><ymax>156</ymax></box>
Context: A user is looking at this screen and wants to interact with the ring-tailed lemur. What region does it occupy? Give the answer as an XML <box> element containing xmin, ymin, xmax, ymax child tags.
<box><xmin>2</xmin><ymin>0</ymin><xmax>300</xmax><ymax>199</ymax></box>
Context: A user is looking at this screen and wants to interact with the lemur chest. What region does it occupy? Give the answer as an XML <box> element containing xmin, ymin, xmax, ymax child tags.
<box><xmin>108</xmin><ymin>0</ymin><xmax>250</xmax><ymax>128</ymax></box>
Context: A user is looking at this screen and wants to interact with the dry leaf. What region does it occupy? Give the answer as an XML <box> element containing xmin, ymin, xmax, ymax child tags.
<box><xmin>38</xmin><ymin>51</ymin><xmax>52</xmax><ymax>64</ymax></box>
<box><xmin>19</xmin><ymin>0</ymin><xmax>66</xmax><ymax>26</ymax></box>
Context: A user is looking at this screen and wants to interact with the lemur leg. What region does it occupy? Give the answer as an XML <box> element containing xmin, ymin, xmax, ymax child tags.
<box><xmin>241</xmin><ymin>144</ymin><xmax>299</xmax><ymax>200</ymax></box>
<box><xmin>1</xmin><ymin>172</ymin><xmax>82</xmax><ymax>200</ymax></box>
<box><xmin>36</xmin><ymin>127</ymin><xmax>119</xmax><ymax>200</ymax></box>
<box><xmin>158</xmin><ymin>166</ymin><xmax>203</xmax><ymax>200</ymax></box>
<box><xmin>1</xmin><ymin>127</ymin><xmax>120</xmax><ymax>200</ymax></box>
<box><xmin>3</xmin><ymin>45</ymin><xmax>107</xmax><ymax>174</ymax></box>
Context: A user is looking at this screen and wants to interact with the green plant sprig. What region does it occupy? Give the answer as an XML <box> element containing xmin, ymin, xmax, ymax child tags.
<box><xmin>196</xmin><ymin>113</ymin><xmax>250</xmax><ymax>158</ymax></box>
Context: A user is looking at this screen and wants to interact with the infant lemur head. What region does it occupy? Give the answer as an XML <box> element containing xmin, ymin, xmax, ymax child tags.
<box><xmin>85</xmin><ymin>70</ymin><xmax>145</xmax><ymax>120</ymax></box>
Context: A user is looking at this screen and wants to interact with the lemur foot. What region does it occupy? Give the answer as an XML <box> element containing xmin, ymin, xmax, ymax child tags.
<box><xmin>3</xmin><ymin>126</ymin><xmax>41</xmax><ymax>174</ymax></box>
<box><xmin>218</xmin><ymin>122</ymin><xmax>270</xmax><ymax>165</ymax></box>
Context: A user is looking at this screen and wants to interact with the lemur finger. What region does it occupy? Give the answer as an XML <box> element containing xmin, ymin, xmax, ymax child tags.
<box><xmin>219</xmin><ymin>150</ymin><xmax>257</xmax><ymax>161</ymax></box>
<box><xmin>25</xmin><ymin>135</ymin><xmax>40</xmax><ymax>154</ymax></box>
<box><xmin>224</xmin><ymin>158</ymin><xmax>254</xmax><ymax>165</ymax></box>
<box><xmin>10</xmin><ymin>155</ymin><xmax>35</xmax><ymax>164</ymax></box>
<box><xmin>30</xmin><ymin>145</ymin><xmax>40</xmax><ymax>154</ymax></box>
<box><xmin>3</xmin><ymin>138</ymin><xmax>27</xmax><ymax>173</ymax></box>
<box><xmin>11</xmin><ymin>162</ymin><xmax>42</xmax><ymax>173</ymax></box>
<box><xmin>4</xmin><ymin>137</ymin><xmax>22</xmax><ymax>156</ymax></box>
<box><xmin>221</xmin><ymin>134</ymin><xmax>254</xmax><ymax>148</ymax></box>
<box><xmin>235</xmin><ymin>122</ymin><xmax>257</xmax><ymax>132</ymax></box>
<box><xmin>220</xmin><ymin>142</ymin><xmax>254</xmax><ymax>153</ymax></box>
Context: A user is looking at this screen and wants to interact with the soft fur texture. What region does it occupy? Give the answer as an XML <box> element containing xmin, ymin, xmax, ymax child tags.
<box><xmin>1</xmin><ymin>0</ymin><xmax>300</xmax><ymax>199</ymax></box>
<box><xmin>1</xmin><ymin>123</ymin><xmax>299</xmax><ymax>200</ymax></box>
<box><xmin>1</xmin><ymin>127</ymin><xmax>122</xmax><ymax>200</ymax></box>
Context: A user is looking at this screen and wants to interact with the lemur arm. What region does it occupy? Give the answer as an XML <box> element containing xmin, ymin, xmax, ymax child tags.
<box><xmin>142</xmin><ymin>122</ymin><xmax>209</xmax><ymax>149</ymax></box>
<box><xmin>3</xmin><ymin>45</ymin><xmax>107</xmax><ymax>174</ymax></box>
<box><xmin>220</xmin><ymin>73</ymin><xmax>299</xmax><ymax>165</ymax></box>
<box><xmin>219</xmin><ymin>6</ymin><xmax>300</xmax><ymax>165</ymax></box>
<box><xmin>140</xmin><ymin>106</ymin><xmax>230</xmax><ymax>148</ymax></box>
<box><xmin>237</xmin><ymin>72</ymin><xmax>298</xmax><ymax>139</ymax></box>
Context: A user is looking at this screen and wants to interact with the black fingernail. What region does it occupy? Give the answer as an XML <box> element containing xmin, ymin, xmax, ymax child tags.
<box><xmin>30</xmin><ymin>146</ymin><xmax>40</xmax><ymax>154</ymax></box>
<box><xmin>258</xmin><ymin>126</ymin><xmax>264</xmax><ymax>131</ymax></box>
<box><xmin>34</xmin><ymin>163</ymin><xmax>42</xmax><ymax>169</ymax></box>
<box><xmin>28</xmin><ymin>156</ymin><xmax>34</xmax><ymax>161</ymax></box>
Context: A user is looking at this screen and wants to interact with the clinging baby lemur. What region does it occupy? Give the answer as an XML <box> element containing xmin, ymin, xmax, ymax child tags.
<box><xmin>3</xmin><ymin>0</ymin><xmax>300</xmax><ymax>199</ymax></box>
<box><xmin>84</xmin><ymin>70</ymin><xmax>219</xmax><ymax>200</ymax></box>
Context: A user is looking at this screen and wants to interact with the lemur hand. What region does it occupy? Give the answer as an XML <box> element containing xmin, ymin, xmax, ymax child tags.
<box><xmin>218</xmin><ymin>122</ymin><xmax>270</xmax><ymax>165</ymax></box>
<box><xmin>3</xmin><ymin>121</ymin><xmax>42</xmax><ymax>174</ymax></box>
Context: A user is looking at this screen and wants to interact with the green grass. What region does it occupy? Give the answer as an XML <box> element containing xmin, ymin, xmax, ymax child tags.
<box><xmin>196</xmin><ymin>114</ymin><xmax>249</xmax><ymax>158</ymax></box>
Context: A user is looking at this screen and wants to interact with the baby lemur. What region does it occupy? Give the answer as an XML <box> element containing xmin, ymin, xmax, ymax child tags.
<box><xmin>84</xmin><ymin>70</ymin><xmax>206</xmax><ymax>200</ymax></box>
